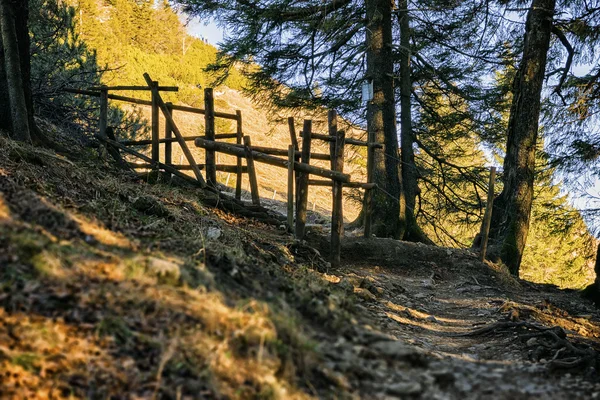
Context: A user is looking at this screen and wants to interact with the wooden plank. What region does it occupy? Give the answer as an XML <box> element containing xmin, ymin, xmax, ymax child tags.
<box><xmin>295</xmin><ymin>120</ymin><xmax>312</xmax><ymax>239</ymax></box>
<box><xmin>288</xmin><ymin>117</ymin><xmax>299</xmax><ymax>151</ymax></box>
<box><xmin>64</xmin><ymin>88</ymin><xmax>238</xmax><ymax>120</ymax></box>
<box><xmin>194</xmin><ymin>137</ymin><xmax>350</xmax><ymax>182</ymax></box>
<box><xmin>120</xmin><ymin>135</ymin><xmax>235</xmax><ymax>146</ymax></box>
<box><xmin>151</xmin><ymin>80</ymin><xmax>159</xmax><ymax>163</ymax></box>
<box><xmin>244</xmin><ymin>136</ymin><xmax>260</xmax><ymax>205</ymax></box>
<box><xmin>128</xmin><ymin>162</ymin><xmax>248</xmax><ymax>173</ymax></box>
<box><xmin>235</xmin><ymin>110</ymin><xmax>243</xmax><ymax>200</ymax></box>
<box><xmin>143</xmin><ymin>72</ymin><xmax>206</xmax><ymax>187</ymax></box>
<box><xmin>331</xmin><ymin>128</ymin><xmax>345</xmax><ymax>268</ymax></box>
<box><xmin>479</xmin><ymin>166</ymin><xmax>496</xmax><ymax>262</ymax></box>
<box><xmin>99</xmin><ymin>86</ymin><xmax>108</xmax><ymax>139</ymax></box>
<box><xmin>328</xmin><ymin>110</ymin><xmax>337</xmax><ymax>170</ymax></box>
<box><xmin>98</xmin><ymin>135</ymin><xmax>202</xmax><ymax>187</ymax></box>
<box><xmin>204</xmin><ymin>88</ymin><xmax>217</xmax><ymax>187</ymax></box>
<box><xmin>88</xmin><ymin>85</ymin><xmax>179</xmax><ymax>92</ymax></box>
<box><xmin>308</xmin><ymin>179</ymin><xmax>376</xmax><ymax>189</ymax></box>
<box><xmin>214</xmin><ymin>133</ymin><xmax>239</xmax><ymax>139</ymax></box>
<box><xmin>165</xmin><ymin>102</ymin><xmax>173</xmax><ymax>179</ymax></box>
<box><xmin>287</xmin><ymin>145</ymin><xmax>295</xmax><ymax>232</ymax></box>
<box><xmin>304</xmin><ymin>131</ymin><xmax>384</xmax><ymax>148</ymax></box>
<box><xmin>227</xmin><ymin>143</ymin><xmax>330</xmax><ymax>161</ymax></box>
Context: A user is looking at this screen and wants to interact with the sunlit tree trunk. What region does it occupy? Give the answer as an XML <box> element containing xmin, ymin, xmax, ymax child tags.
<box><xmin>0</xmin><ymin>0</ymin><xmax>30</xmax><ymax>141</ymax></box>
<box><xmin>365</xmin><ymin>0</ymin><xmax>404</xmax><ymax>239</ymax></box>
<box><xmin>490</xmin><ymin>0</ymin><xmax>555</xmax><ymax>275</ymax></box>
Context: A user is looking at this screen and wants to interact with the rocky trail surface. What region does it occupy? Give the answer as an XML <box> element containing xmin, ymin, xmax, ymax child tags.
<box><xmin>1</xmin><ymin>135</ymin><xmax>600</xmax><ymax>399</ymax></box>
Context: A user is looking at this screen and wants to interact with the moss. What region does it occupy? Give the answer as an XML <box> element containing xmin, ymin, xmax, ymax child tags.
<box><xmin>11</xmin><ymin>352</ymin><xmax>41</xmax><ymax>372</ymax></box>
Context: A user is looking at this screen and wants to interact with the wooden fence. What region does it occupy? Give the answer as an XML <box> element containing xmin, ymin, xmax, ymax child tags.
<box><xmin>65</xmin><ymin>73</ymin><xmax>381</xmax><ymax>268</ymax></box>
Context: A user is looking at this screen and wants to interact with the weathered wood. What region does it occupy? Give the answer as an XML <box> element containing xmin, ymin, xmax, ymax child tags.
<box><xmin>228</xmin><ymin>143</ymin><xmax>330</xmax><ymax>161</ymax></box>
<box><xmin>331</xmin><ymin>128</ymin><xmax>345</xmax><ymax>268</ymax></box>
<box><xmin>303</xmin><ymin>131</ymin><xmax>384</xmax><ymax>149</ymax></box>
<box><xmin>99</xmin><ymin>86</ymin><xmax>108</xmax><ymax>139</ymax></box>
<box><xmin>63</xmin><ymin>88</ymin><xmax>238</xmax><ymax>120</ymax></box>
<box><xmin>105</xmin><ymin>126</ymin><xmax>130</xmax><ymax>170</ymax></box>
<box><xmin>88</xmin><ymin>85</ymin><xmax>178</xmax><ymax>92</ymax></box>
<box><xmin>165</xmin><ymin>102</ymin><xmax>173</xmax><ymax>178</ymax></box>
<box><xmin>235</xmin><ymin>110</ymin><xmax>243</xmax><ymax>200</ymax></box>
<box><xmin>214</xmin><ymin>133</ymin><xmax>239</xmax><ymax>139</ymax></box>
<box><xmin>328</xmin><ymin>110</ymin><xmax>337</xmax><ymax>170</ymax></box>
<box><xmin>194</xmin><ymin>137</ymin><xmax>350</xmax><ymax>182</ymax></box>
<box><xmin>120</xmin><ymin>134</ymin><xmax>236</xmax><ymax>146</ymax></box>
<box><xmin>244</xmin><ymin>136</ymin><xmax>260</xmax><ymax>206</ymax></box>
<box><xmin>129</xmin><ymin>162</ymin><xmax>248</xmax><ymax>173</ymax></box>
<box><xmin>479</xmin><ymin>166</ymin><xmax>496</xmax><ymax>262</ymax></box>
<box><xmin>204</xmin><ymin>88</ymin><xmax>217</xmax><ymax>187</ymax></box>
<box><xmin>143</xmin><ymin>72</ymin><xmax>206</xmax><ymax>187</ymax></box>
<box><xmin>151</xmin><ymin>80</ymin><xmax>159</xmax><ymax>164</ymax></box>
<box><xmin>98</xmin><ymin>135</ymin><xmax>203</xmax><ymax>187</ymax></box>
<box><xmin>288</xmin><ymin>117</ymin><xmax>299</xmax><ymax>151</ymax></box>
<box><xmin>307</xmin><ymin>179</ymin><xmax>375</xmax><ymax>189</ymax></box>
<box><xmin>296</xmin><ymin>120</ymin><xmax>312</xmax><ymax>239</ymax></box>
<box><xmin>287</xmin><ymin>145</ymin><xmax>295</xmax><ymax>232</ymax></box>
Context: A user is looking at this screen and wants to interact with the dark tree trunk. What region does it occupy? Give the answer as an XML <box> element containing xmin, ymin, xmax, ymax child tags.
<box><xmin>0</xmin><ymin>29</ymin><xmax>10</xmax><ymax>132</ymax></box>
<box><xmin>398</xmin><ymin>0</ymin><xmax>431</xmax><ymax>244</ymax></box>
<box><xmin>489</xmin><ymin>0</ymin><xmax>555</xmax><ymax>275</ymax></box>
<box><xmin>365</xmin><ymin>0</ymin><xmax>404</xmax><ymax>239</ymax></box>
<box><xmin>0</xmin><ymin>0</ymin><xmax>30</xmax><ymax>141</ymax></box>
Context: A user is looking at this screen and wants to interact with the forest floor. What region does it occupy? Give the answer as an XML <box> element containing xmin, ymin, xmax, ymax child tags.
<box><xmin>1</xmin><ymin>131</ymin><xmax>600</xmax><ymax>399</ymax></box>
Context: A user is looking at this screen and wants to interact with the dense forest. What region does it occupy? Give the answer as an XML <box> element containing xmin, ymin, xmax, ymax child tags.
<box><xmin>5</xmin><ymin>0</ymin><xmax>600</xmax><ymax>398</ymax></box>
<box><xmin>2</xmin><ymin>0</ymin><xmax>596</xmax><ymax>287</ymax></box>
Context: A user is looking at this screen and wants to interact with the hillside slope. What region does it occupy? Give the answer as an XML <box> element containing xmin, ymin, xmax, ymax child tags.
<box><xmin>2</xmin><ymin>129</ymin><xmax>600</xmax><ymax>398</ymax></box>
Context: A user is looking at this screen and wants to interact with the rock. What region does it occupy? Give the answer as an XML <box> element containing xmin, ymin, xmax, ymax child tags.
<box><xmin>319</xmin><ymin>367</ymin><xmax>351</xmax><ymax>390</ymax></box>
<box><xmin>431</xmin><ymin>369</ymin><xmax>456</xmax><ymax>388</ymax></box>
<box><xmin>337</xmin><ymin>277</ymin><xmax>355</xmax><ymax>294</ymax></box>
<box><xmin>372</xmin><ymin>340</ymin><xmax>428</xmax><ymax>365</ymax></box>
<box><xmin>145</xmin><ymin>256</ymin><xmax>181</xmax><ymax>285</ymax></box>
<box><xmin>206</xmin><ymin>226</ymin><xmax>222</xmax><ymax>240</ymax></box>
<box><xmin>385</xmin><ymin>381</ymin><xmax>423</xmax><ymax>396</ymax></box>
<box><xmin>425</xmin><ymin>315</ymin><xmax>438</xmax><ymax>323</ymax></box>
<box><xmin>526</xmin><ymin>337</ymin><xmax>538</xmax><ymax>347</ymax></box>
<box><xmin>354</xmin><ymin>287</ymin><xmax>377</xmax><ymax>301</ymax></box>
<box><xmin>131</xmin><ymin>195</ymin><xmax>170</xmax><ymax>217</ymax></box>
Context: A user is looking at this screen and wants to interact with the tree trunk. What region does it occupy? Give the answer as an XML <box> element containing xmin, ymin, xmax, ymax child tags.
<box><xmin>398</xmin><ymin>0</ymin><xmax>431</xmax><ymax>244</ymax></box>
<box><xmin>0</xmin><ymin>0</ymin><xmax>30</xmax><ymax>141</ymax></box>
<box><xmin>0</xmin><ymin>28</ymin><xmax>10</xmax><ymax>132</ymax></box>
<box><xmin>490</xmin><ymin>0</ymin><xmax>555</xmax><ymax>275</ymax></box>
<box><xmin>365</xmin><ymin>0</ymin><xmax>404</xmax><ymax>239</ymax></box>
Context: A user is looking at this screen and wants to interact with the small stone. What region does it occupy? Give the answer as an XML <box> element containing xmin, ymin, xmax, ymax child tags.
<box><xmin>385</xmin><ymin>381</ymin><xmax>423</xmax><ymax>396</ymax></box>
<box><xmin>425</xmin><ymin>315</ymin><xmax>438</xmax><ymax>323</ymax></box>
<box><xmin>526</xmin><ymin>337</ymin><xmax>538</xmax><ymax>347</ymax></box>
<box><xmin>206</xmin><ymin>226</ymin><xmax>222</xmax><ymax>240</ymax></box>
<box><xmin>372</xmin><ymin>341</ymin><xmax>428</xmax><ymax>365</ymax></box>
<box><xmin>354</xmin><ymin>287</ymin><xmax>376</xmax><ymax>301</ymax></box>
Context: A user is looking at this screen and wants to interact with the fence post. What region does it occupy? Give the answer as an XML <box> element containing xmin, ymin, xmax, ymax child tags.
<box><xmin>295</xmin><ymin>120</ymin><xmax>312</xmax><ymax>239</ymax></box>
<box><xmin>164</xmin><ymin>102</ymin><xmax>173</xmax><ymax>179</ymax></box>
<box><xmin>99</xmin><ymin>85</ymin><xmax>108</xmax><ymax>139</ymax></box>
<box><xmin>151</xmin><ymin>81</ymin><xmax>160</xmax><ymax>164</ymax></box>
<box><xmin>287</xmin><ymin>117</ymin><xmax>299</xmax><ymax>151</ymax></box>
<box><xmin>479</xmin><ymin>166</ymin><xmax>496</xmax><ymax>262</ymax></box>
<box><xmin>364</xmin><ymin>142</ymin><xmax>375</xmax><ymax>238</ymax></box>
<box><xmin>235</xmin><ymin>110</ymin><xmax>243</xmax><ymax>200</ymax></box>
<box><xmin>243</xmin><ymin>135</ymin><xmax>261</xmax><ymax>205</ymax></box>
<box><xmin>204</xmin><ymin>88</ymin><xmax>217</xmax><ymax>187</ymax></box>
<box><xmin>328</xmin><ymin>110</ymin><xmax>337</xmax><ymax>170</ymax></box>
<box><xmin>331</xmin><ymin>129</ymin><xmax>346</xmax><ymax>268</ymax></box>
<box><xmin>287</xmin><ymin>145</ymin><xmax>295</xmax><ymax>232</ymax></box>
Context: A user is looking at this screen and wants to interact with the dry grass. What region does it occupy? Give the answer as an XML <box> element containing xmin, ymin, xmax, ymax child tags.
<box><xmin>0</xmin><ymin>135</ymin><xmax>358</xmax><ymax>399</ymax></box>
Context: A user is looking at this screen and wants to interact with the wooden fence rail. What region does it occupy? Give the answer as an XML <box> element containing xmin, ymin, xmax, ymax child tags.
<box><xmin>66</xmin><ymin>75</ymin><xmax>383</xmax><ymax>268</ymax></box>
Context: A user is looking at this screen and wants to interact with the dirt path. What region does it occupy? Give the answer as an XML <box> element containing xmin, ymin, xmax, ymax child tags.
<box><xmin>307</xmin><ymin>237</ymin><xmax>600</xmax><ymax>399</ymax></box>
